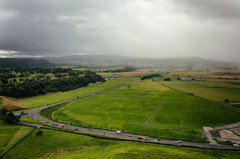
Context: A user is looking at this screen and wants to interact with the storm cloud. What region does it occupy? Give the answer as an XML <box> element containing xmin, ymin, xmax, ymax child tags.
<box><xmin>0</xmin><ymin>0</ymin><xmax>240</xmax><ymax>62</ymax></box>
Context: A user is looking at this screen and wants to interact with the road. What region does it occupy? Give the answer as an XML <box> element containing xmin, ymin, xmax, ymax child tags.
<box><xmin>19</xmin><ymin>79</ymin><xmax>240</xmax><ymax>150</ymax></box>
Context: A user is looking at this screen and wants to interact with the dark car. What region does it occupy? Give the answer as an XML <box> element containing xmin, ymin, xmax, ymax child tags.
<box><xmin>138</xmin><ymin>137</ymin><xmax>143</xmax><ymax>139</ymax></box>
<box><xmin>55</xmin><ymin>124</ymin><xmax>58</xmax><ymax>126</ymax></box>
<box><xmin>46</xmin><ymin>121</ymin><xmax>49</xmax><ymax>123</ymax></box>
<box><xmin>157</xmin><ymin>138</ymin><xmax>161</xmax><ymax>141</ymax></box>
<box><xmin>75</xmin><ymin>128</ymin><xmax>79</xmax><ymax>131</ymax></box>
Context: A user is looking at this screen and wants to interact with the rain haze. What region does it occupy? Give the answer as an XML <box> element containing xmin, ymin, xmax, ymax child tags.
<box><xmin>0</xmin><ymin>0</ymin><xmax>240</xmax><ymax>62</ymax></box>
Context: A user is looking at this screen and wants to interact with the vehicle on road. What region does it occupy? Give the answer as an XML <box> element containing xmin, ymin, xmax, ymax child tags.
<box><xmin>210</xmin><ymin>143</ymin><xmax>214</xmax><ymax>146</ymax></box>
<box><xmin>173</xmin><ymin>141</ymin><xmax>178</xmax><ymax>144</ymax></box>
<box><xmin>55</xmin><ymin>124</ymin><xmax>58</xmax><ymax>126</ymax></box>
<box><xmin>178</xmin><ymin>140</ymin><xmax>183</xmax><ymax>143</ymax></box>
<box><xmin>117</xmin><ymin>131</ymin><xmax>122</xmax><ymax>134</ymax></box>
<box><xmin>75</xmin><ymin>128</ymin><xmax>79</xmax><ymax>131</ymax></box>
<box><xmin>143</xmin><ymin>137</ymin><xmax>146</xmax><ymax>140</ymax></box>
<box><xmin>89</xmin><ymin>128</ymin><xmax>92</xmax><ymax>131</ymax></box>
<box><xmin>233</xmin><ymin>144</ymin><xmax>239</xmax><ymax>147</ymax></box>
<box><xmin>138</xmin><ymin>137</ymin><xmax>143</xmax><ymax>139</ymax></box>
<box><xmin>52</xmin><ymin>124</ymin><xmax>54</xmax><ymax>126</ymax></box>
<box><xmin>46</xmin><ymin>121</ymin><xmax>49</xmax><ymax>123</ymax></box>
<box><xmin>129</xmin><ymin>134</ymin><xmax>132</xmax><ymax>137</ymax></box>
<box><xmin>157</xmin><ymin>138</ymin><xmax>161</xmax><ymax>141</ymax></box>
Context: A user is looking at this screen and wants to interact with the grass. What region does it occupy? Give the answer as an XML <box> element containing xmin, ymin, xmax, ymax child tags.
<box><xmin>41</xmin><ymin>103</ymin><xmax>69</xmax><ymax>119</ymax></box>
<box><xmin>53</xmin><ymin>95</ymin><xmax>163</xmax><ymax>125</ymax></box>
<box><xmin>0</xmin><ymin>120</ymin><xmax>34</xmax><ymax>155</ymax></box>
<box><xmin>0</xmin><ymin>96</ymin><xmax>26</xmax><ymax>111</ymax></box>
<box><xmin>47</xmin><ymin>80</ymin><xmax>240</xmax><ymax>141</ymax></box>
<box><xmin>3</xmin><ymin>128</ymin><xmax>240</xmax><ymax>159</ymax></box>
<box><xmin>156</xmin><ymin>79</ymin><xmax>240</xmax><ymax>103</ymax></box>
<box><xmin>16</xmin><ymin>77</ymin><xmax>138</xmax><ymax>108</ymax></box>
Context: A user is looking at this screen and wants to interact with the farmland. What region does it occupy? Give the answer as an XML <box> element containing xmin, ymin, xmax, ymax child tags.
<box><xmin>49</xmin><ymin>80</ymin><xmax>240</xmax><ymax>141</ymax></box>
<box><xmin>157</xmin><ymin>79</ymin><xmax>240</xmax><ymax>103</ymax></box>
<box><xmin>3</xmin><ymin>128</ymin><xmax>240</xmax><ymax>159</ymax></box>
<box><xmin>0</xmin><ymin>120</ymin><xmax>34</xmax><ymax>155</ymax></box>
<box><xmin>15</xmin><ymin>77</ymin><xmax>138</xmax><ymax>108</ymax></box>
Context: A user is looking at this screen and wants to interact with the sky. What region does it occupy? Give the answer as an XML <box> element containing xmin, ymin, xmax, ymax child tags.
<box><xmin>0</xmin><ymin>0</ymin><xmax>240</xmax><ymax>62</ymax></box>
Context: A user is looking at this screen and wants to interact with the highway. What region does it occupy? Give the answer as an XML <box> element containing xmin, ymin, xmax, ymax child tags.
<box><xmin>19</xmin><ymin>79</ymin><xmax>240</xmax><ymax>150</ymax></box>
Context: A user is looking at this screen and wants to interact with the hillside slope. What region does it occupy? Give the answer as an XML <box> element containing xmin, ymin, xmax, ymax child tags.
<box><xmin>0</xmin><ymin>58</ymin><xmax>55</xmax><ymax>69</ymax></box>
<box><xmin>43</xmin><ymin>55</ymin><xmax>237</xmax><ymax>69</ymax></box>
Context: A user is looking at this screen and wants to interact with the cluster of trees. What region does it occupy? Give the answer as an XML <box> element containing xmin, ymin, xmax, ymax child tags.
<box><xmin>164</xmin><ymin>78</ymin><xmax>171</xmax><ymax>81</ymax></box>
<box><xmin>0</xmin><ymin>71</ymin><xmax>105</xmax><ymax>98</ymax></box>
<box><xmin>103</xmin><ymin>66</ymin><xmax>137</xmax><ymax>72</ymax></box>
<box><xmin>0</xmin><ymin>68</ymin><xmax>94</xmax><ymax>85</ymax></box>
<box><xmin>141</xmin><ymin>74</ymin><xmax>162</xmax><ymax>80</ymax></box>
<box><xmin>0</xmin><ymin>108</ymin><xmax>20</xmax><ymax>123</ymax></box>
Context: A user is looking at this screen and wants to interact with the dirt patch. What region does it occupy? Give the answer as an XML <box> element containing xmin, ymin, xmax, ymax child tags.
<box><xmin>88</xmin><ymin>82</ymin><xmax>103</xmax><ymax>87</ymax></box>
<box><xmin>219</xmin><ymin>130</ymin><xmax>240</xmax><ymax>140</ymax></box>
<box><xmin>230</xmin><ymin>128</ymin><xmax>240</xmax><ymax>136</ymax></box>
<box><xmin>210</xmin><ymin>70</ymin><xmax>240</xmax><ymax>73</ymax></box>
<box><xmin>0</xmin><ymin>96</ymin><xmax>27</xmax><ymax>111</ymax></box>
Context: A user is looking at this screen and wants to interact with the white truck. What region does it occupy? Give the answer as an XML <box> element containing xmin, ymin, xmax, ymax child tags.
<box><xmin>233</xmin><ymin>144</ymin><xmax>239</xmax><ymax>148</ymax></box>
<box><xmin>116</xmin><ymin>131</ymin><xmax>122</xmax><ymax>134</ymax></box>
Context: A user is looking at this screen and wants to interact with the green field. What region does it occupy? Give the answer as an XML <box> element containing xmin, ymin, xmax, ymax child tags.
<box><xmin>53</xmin><ymin>95</ymin><xmax>162</xmax><ymax>125</ymax></box>
<box><xmin>157</xmin><ymin>79</ymin><xmax>240</xmax><ymax>103</ymax></box>
<box><xmin>0</xmin><ymin>120</ymin><xmax>34</xmax><ymax>155</ymax></box>
<box><xmin>16</xmin><ymin>77</ymin><xmax>138</xmax><ymax>108</ymax></box>
<box><xmin>3</xmin><ymin>128</ymin><xmax>240</xmax><ymax>159</ymax></box>
<box><xmin>47</xmin><ymin>80</ymin><xmax>240</xmax><ymax>141</ymax></box>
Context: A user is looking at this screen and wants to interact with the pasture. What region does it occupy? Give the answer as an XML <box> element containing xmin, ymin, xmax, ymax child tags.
<box><xmin>0</xmin><ymin>120</ymin><xmax>34</xmax><ymax>155</ymax></box>
<box><xmin>50</xmin><ymin>80</ymin><xmax>240</xmax><ymax>141</ymax></box>
<box><xmin>16</xmin><ymin>77</ymin><xmax>138</xmax><ymax>108</ymax></box>
<box><xmin>157</xmin><ymin>79</ymin><xmax>240</xmax><ymax>103</ymax></box>
<box><xmin>3</xmin><ymin>128</ymin><xmax>240</xmax><ymax>159</ymax></box>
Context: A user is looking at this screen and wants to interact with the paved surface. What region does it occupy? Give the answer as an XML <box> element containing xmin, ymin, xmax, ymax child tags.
<box><xmin>19</xmin><ymin>79</ymin><xmax>240</xmax><ymax>150</ymax></box>
<box><xmin>203</xmin><ymin>127</ymin><xmax>218</xmax><ymax>145</ymax></box>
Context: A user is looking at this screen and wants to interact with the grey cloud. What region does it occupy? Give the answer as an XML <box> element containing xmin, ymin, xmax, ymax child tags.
<box><xmin>0</xmin><ymin>0</ymin><xmax>240</xmax><ymax>62</ymax></box>
<box><xmin>0</xmin><ymin>0</ymin><xmax>125</xmax><ymax>56</ymax></box>
<box><xmin>171</xmin><ymin>0</ymin><xmax>240</xmax><ymax>21</ymax></box>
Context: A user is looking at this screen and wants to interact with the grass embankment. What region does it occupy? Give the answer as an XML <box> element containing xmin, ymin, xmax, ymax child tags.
<box><xmin>3</xmin><ymin>128</ymin><xmax>240</xmax><ymax>159</ymax></box>
<box><xmin>16</xmin><ymin>77</ymin><xmax>137</xmax><ymax>108</ymax></box>
<box><xmin>0</xmin><ymin>120</ymin><xmax>34</xmax><ymax>155</ymax></box>
<box><xmin>157</xmin><ymin>79</ymin><xmax>240</xmax><ymax>103</ymax></box>
<box><xmin>50</xmin><ymin>80</ymin><xmax>240</xmax><ymax>141</ymax></box>
<box><xmin>0</xmin><ymin>96</ymin><xmax>26</xmax><ymax>111</ymax></box>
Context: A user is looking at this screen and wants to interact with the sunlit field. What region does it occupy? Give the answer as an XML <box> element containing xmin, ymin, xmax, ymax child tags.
<box><xmin>3</xmin><ymin>128</ymin><xmax>240</xmax><ymax>159</ymax></box>
<box><xmin>17</xmin><ymin>77</ymin><xmax>138</xmax><ymax>108</ymax></box>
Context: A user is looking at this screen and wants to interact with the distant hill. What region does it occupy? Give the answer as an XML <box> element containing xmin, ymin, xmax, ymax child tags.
<box><xmin>42</xmin><ymin>55</ymin><xmax>238</xmax><ymax>69</ymax></box>
<box><xmin>0</xmin><ymin>58</ymin><xmax>55</xmax><ymax>69</ymax></box>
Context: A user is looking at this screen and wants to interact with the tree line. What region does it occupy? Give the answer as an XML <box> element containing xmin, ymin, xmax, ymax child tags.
<box><xmin>0</xmin><ymin>69</ymin><xmax>105</xmax><ymax>98</ymax></box>
<box><xmin>103</xmin><ymin>66</ymin><xmax>137</xmax><ymax>72</ymax></box>
<box><xmin>140</xmin><ymin>74</ymin><xmax>163</xmax><ymax>80</ymax></box>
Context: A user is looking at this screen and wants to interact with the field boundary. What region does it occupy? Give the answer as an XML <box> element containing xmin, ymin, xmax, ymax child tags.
<box><xmin>157</xmin><ymin>82</ymin><xmax>240</xmax><ymax>112</ymax></box>
<box><xmin>16</xmin><ymin>123</ymin><xmax>240</xmax><ymax>151</ymax></box>
<box><xmin>0</xmin><ymin>126</ymin><xmax>36</xmax><ymax>158</ymax></box>
<box><xmin>14</xmin><ymin>78</ymin><xmax>140</xmax><ymax>112</ymax></box>
<box><xmin>142</xmin><ymin>98</ymin><xmax>166</xmax><ymax>126</ymax></box>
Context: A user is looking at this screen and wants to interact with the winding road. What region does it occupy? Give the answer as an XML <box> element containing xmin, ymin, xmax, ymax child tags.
<box><xmin>19</xmin><ymin>79</ymin><xmax>240</xmax><ymax>150</ymax></box>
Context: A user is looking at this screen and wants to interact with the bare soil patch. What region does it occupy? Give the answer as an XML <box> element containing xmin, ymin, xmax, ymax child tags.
<box><xmin>0</xmin><ymin>96</ymin><xmax>27</xmax><ymax>111</ymax></box>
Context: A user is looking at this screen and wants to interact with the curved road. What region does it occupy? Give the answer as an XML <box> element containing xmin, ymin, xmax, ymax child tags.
<box><xmin>19</xmin><ymin>79</ymin><xmax>240</xmax><ymax>150</ymax></box>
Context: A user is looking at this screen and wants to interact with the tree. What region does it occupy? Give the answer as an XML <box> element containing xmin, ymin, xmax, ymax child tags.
<box><xmin>0</xmin><ymin>108</ymin><xmax>7</xmax><ymax>119</ymax></box>
<box><xmin>225</xmin><ymin>99</ymin><xmax>230</xmax><ymax>102</ymax></box>
<box><xmin>5</xmin><ymin>112</ymin><xmax>15</xmax><ymax>123</ymax></box>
